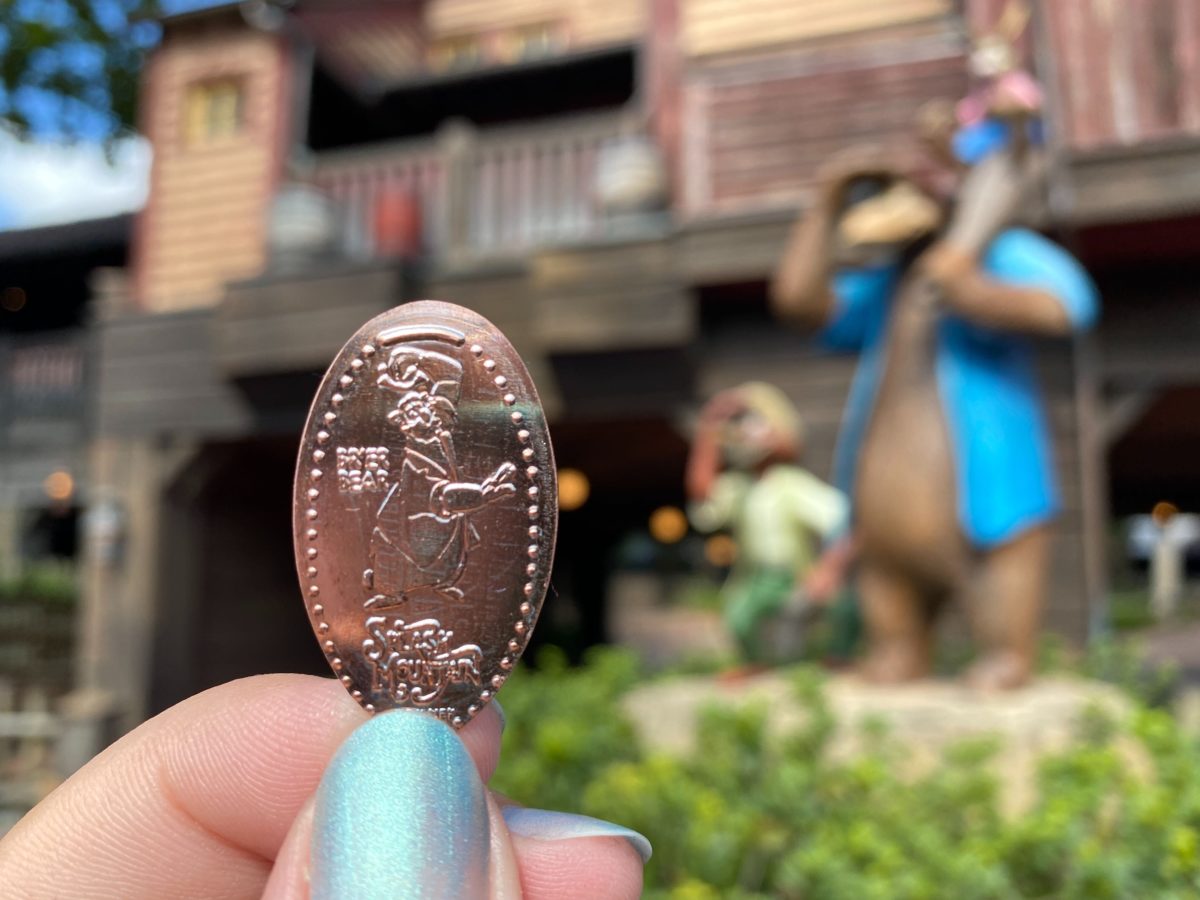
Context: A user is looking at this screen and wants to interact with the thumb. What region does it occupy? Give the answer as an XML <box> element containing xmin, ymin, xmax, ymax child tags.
<box><xmin>260</xmin><ymin>707</ymin><xmax>648</xmax><ymax>900</ymax></box>
<box><xmin>263</xmin><ymin>710</ymin><xmax>496</xmax><ymax>900</ymax></box>
<box><xmin>261</xmin><ymin>794</ymin><xmax>524</xmax><ymax>900</ymax></box>
<box><xmin>260</xmin><ymin>797</ymin><xmax>315</xmax><ymax>900</ymax></box>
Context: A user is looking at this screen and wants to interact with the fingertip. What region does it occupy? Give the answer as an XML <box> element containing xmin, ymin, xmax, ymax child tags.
<box><xmin>508</xmin><ymin>833</ymin><xmax>645</xmax><ymax>900</ymax></box>
<box><xmin>457</xmin><ymin>700</ymin><xmax>504</xmax><ymax>783</ymax></box>
<box><xmin>310</xmin><ymin>710</ymin><xmax>491</xmax><ymax>900</ymax></box>
<box><xmin>502</xmin><ymin>807</ymin><xmax>651</xmax><ymax>863</ymax></box>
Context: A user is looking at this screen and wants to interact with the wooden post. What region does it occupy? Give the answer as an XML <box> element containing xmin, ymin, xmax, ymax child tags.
<box><xmin>1151</xmin><ymin>526</ymin><xmax>1184</xmax><ymax>621</ymax></box>
<box><xmin>644</xmin><ymin>0</ymin><xmax>682</xmax><ymax>201</ymax></box>
<box><xmin>74</xmin><ymin>437</ymin><xmax>198</xmax><ymax>736</ymax></box>
<box><xmin>438</xmin><ymin>119</ymin><xmax>476</xmax><ymax>264</ymax></box>
<box><xmin>0</xmin><ymin>335</ymin><xmax>15</xmax><ymax>581</ymax></box>
<box><xmin>1074</xmin><ymin>331</ymin><xmax>1111</xmax><ymax>640</ymax></box>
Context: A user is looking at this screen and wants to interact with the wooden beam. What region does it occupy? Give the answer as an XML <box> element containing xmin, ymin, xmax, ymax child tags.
<box><xmin>216</xmin><ymin>262</ymin><xmax>407</xmax><ymax>378</ymax></box>
<box><xmin>1059</xmin><ymin>140</ymin><xmax>1200</xmax><ymax>226</ymax></box>
<box><xmin>1101</xmin><ymin>383</ymin><xmax>1163</xmax><ymax>447</ymax></box>
<box><xmin>1072</xmin><ymin>333</ymin><xmax>1111</xmax><ymax>640</ymax></box>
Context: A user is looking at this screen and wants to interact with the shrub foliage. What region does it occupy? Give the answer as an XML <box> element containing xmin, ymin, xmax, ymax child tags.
<box><xmin>493</xmin><ymin>647</ymin><xmax>1200</xmax><ymax>899</ymax></box>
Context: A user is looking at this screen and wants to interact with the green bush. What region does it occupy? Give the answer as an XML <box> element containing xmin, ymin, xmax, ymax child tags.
<box><xmin>493</xmin><ymin>647</ymin><xmax>1200</xmax><ymax>899</ymax></box>
<box><xmin>0</xmin><ymin>561</ymin><xmax>77</xmax><ymax>607</ymax></box>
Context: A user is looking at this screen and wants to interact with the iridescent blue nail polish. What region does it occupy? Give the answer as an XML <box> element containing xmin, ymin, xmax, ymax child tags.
<box><xmin>502</xmin><ymin>806</ymin><xmax>653</xmax><ymax>863</ymax></box>
<box><xmin>311</xmin><ymin>711</ymin><xmax>490</xmax><ymax>900</ymax></box>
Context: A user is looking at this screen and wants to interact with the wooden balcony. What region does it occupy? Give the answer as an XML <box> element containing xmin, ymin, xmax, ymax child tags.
<box><xmin>311</xmin><ymin>109</ymin><xmax>638</xmax><ymax>262</ymax></box>
<box><xmin>0</xmin><ymin>331</ymin><xmax>88</xmax><ymax>450</ymax></box>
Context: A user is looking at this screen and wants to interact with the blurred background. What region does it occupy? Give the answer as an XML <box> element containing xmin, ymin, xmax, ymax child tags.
<box><xmin>2</xmin><ymin>0</ymin><xmax>1200</xmax><ymax>893</ymax></box>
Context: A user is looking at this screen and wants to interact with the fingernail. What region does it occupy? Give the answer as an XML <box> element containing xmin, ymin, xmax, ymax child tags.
<box><xmin>491</xmin><ymin>698</ymin><xmax>507</xmax><ymax>733</ymax></box>
<box><xmin>311</xmin><ymin>711</ymin><xmax>490</xmax><ymax>900</ymax></box>
<box><xmin>501</xmin><ymin>807</ymin><xmax>653</xmax><ymax>863</ymax></box>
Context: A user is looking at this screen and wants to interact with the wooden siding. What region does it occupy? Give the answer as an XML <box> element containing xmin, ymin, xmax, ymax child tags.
<box><xmin>1043</xmin><ymin>0</ymin><xmax>1200</xmax><ymax>149</ymax></box>
<box><xmin>98</xmin><ymin>263</ymin><xmax>410</xmax><ymax>435</ymax></box>
<box><xmin>676</xmin><ymin>208</ymin><xmax>794</xmax><ymax>281</ymax></box>
<box><xmin>1056</xmin><ymin>139</ymin><xmax>1200</xmax><ymax>225</ymax></box>
<box><xmin>135</xmin><ymin>27</ymin><xmax>288</xmax><ymax>312</ymax></box>
<box><xmin>216</xmin><ymin>263</ymin><xmax>407</xmax><ymax>378</ymax></box>
<box><xmin>532</xmin><ymin>237</ymin><xmax>695</xmax><ymax>353</ymax></box>
<box><xmin>297</xmin><ymin>4</ymin><xmax>425</xmax><ymax>83</ymax></box>
<box><xmin>681</xmin><ymin>0</ymin><xmax>952</xmax><ymax>58</ymax></box>
<box><xmin>682</xmin><ymin>23</ymin><xmax>967</xmax><ymax>216</ymax></box>
<box><xmin>95</xmin><ymin>308</ymin><xmax>253</xmax><ymax>438</ymax></box>
<box><xmin>426</xmin><ymin>0</ymin><xmax>642</xmax><ymax>47</ymax></box>
<box><xmin>423</xmin><ymin>262</ymin><xmax>565</xmax><ymax>418</ymax></box>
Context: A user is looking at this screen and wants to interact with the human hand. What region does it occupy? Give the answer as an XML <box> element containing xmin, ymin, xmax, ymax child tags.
<box><xmin>813</xmin><ymin>144</ymin><xmax>915</xmax><ymax>205</ymax></box>
<box><xmin>920</xmin><ymin>241</ymin><xmax>980</xmax><ymax>305</ymax></box>
<box><xmin>699</xmin><ymin>389</ymin><xmax>745</xmax><ymax>429</ymax></box>
<box><xmin>802</xmin><ymin>561</ymin><xmax>842</xmax><ymax>606</ymax></box>
<box><xmin>942</xmin><ymin>150</ymin><xmax>1033</xmax><ymax>255</ymax></box>
<box><xmin>802</xmin><ymin>536</ymin><xmax>856</xmax><ymax>606</ymax></box>
<box><xmin>0</xmin><ymin>675</ymin><xmax>649</xmax><ymax>899</ymax></box>
<box><xmin>482</xmin><ymin>461</ymin><xmax>519</xmax><ymax>500</ymax></box>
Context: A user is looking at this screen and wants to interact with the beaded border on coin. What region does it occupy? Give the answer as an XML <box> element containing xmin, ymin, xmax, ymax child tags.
<box><xmin>297</xmin><ymin>310</ymin><xmax>554</xmax><ymax>728</ymax></box>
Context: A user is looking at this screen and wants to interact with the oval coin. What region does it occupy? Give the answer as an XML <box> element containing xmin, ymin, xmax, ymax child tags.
<box><xmin>294</xmin><ymin>300</ymin><xmax>557</xmax><ymax>727</ymax></box>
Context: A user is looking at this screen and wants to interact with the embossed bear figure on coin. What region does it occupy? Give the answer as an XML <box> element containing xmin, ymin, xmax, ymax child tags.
<box><xmin>365</xmin><ymin>344</ymin><xmax>518</xmax><ymax>609</ymax></box>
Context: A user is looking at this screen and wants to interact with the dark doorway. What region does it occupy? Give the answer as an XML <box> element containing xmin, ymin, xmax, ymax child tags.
<box><xmin>149</xmin><ymin>437</ymin><xmax>327</xmax><ymax>714</ymax></box>
<box><xmin>531</xmin><ymin>415</ymin><xmax>689</xmax><ymax>661</ymax></box>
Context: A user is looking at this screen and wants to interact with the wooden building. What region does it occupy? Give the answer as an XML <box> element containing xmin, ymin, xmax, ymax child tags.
<box><xmin>0</xmin><ymin>216</ymin><xmax>129</xmax><ymax>580</ymax></box>
<box><xmin>0</xmin><ymin>217</ymin><xmax>128</xmax><ymax>804</ymax></box>
<box><xmin>78</xmin><ymin>0</ymin><xmax>1200</xmax><ymax>732</ymax></box>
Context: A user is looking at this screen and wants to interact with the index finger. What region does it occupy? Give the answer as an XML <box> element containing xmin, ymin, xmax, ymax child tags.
<box><xmin>0</xmin><ymin>674</ymin><xmax>504</xmax><ymax>900</ymax></box>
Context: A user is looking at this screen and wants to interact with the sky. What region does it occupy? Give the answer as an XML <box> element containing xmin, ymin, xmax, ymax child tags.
<box><xmin>0</xmin><ymin>132</ymin><xmax>151</xmax><ymax>229</ymax></box>
<box><xmin>0</xmin><ymin>0</ymin><xmax>223</xmax><ymax>231</ymax></box>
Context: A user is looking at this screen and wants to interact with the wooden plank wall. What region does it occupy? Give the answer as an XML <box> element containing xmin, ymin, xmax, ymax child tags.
<box><xmin>297</xmin><ymin>4</ymin><xmax>426</xmax><ymax>83</ymax></box>
<box><xmin>95</xmin><ymin>309</ymin><xmax>253</xmax><ymax>438</ymax></box>
<box><xmin>1043</xmin><ymin>0</ymin><xmax>1200</xmax><ymax>149</ymax></box>
<box><xmin>134</xmin><ymin>25</ymin><xmax>288</xmax><ymax>312</ymax></box>
<box><xmin>424</xmin><ymin>263</ymin><xmax>565</xmax><ymax>418</ymax></box>
<box><xmin>681</xmin><ymin>0</ymin><xmax>952</xmax><ymax>58</ymax></box>
<box><xmin>682</xmin><ymin>22</ymin><xmax>967</xmax><ymax>216</ymax></box>
<box><xmin>426</xmin><ymin>0</ymin><xmax>642</xmax><ymax>46</ymax></box>
<box><xmin>216</xmin><ymin>264</ymin><xmax>407</xmax><ymax>378</ymax></box>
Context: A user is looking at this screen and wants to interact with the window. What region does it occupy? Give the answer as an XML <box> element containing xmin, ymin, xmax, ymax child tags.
<box><xmin>508</xmin><ymin>23</ymin><xmax>562</xmax><ymax>62</ymax></box>
<box><xmin>428</xmin><ymin>36</ymin><xmax>484</xmax><ymax>73</ymax></box>
<box><xmin>184</xmin><ymin>79</ymin><xmax>245</xmax><ymax>145</ymax></box>
<box><xmin>429</xmin><ymin>23</ymin><xmax>565</xmax><ymax>73</ymax></box>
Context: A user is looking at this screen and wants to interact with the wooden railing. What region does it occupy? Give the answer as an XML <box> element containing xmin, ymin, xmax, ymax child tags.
<box><xmin>0</xmin><ymin>331</ymin><xmax>87</xmax><ymax>439</ymax></box>
<box><xmin>0</xmin><ymin>681</ymin><xmax>61</xmax><ymax>835</ymax></box>
<box><xmin>313</xmin><ymin>110</ymin><xmax>637</xmax><ymax>260</ymax></box>
<box><xmin>0</xmin><ymin>592</ymin><xmax>75</xmax><ymax>835</ymax></box>
<box><xmin>313</xmin><ymin>137</ymin><xmax>449</xmax><ymax>256</ymax></box>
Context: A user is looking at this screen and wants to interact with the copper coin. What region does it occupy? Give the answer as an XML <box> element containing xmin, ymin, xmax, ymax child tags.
<box><xmin>293</xmin><ymin>300</ymin><xmax>557</xmax><ymax>727</ymax></box>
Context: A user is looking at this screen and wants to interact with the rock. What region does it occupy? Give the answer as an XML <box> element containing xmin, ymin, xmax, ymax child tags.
<box><xmin>608</xmin><ymin>574</ymin><xmax>733</xmax><ymax>670</ymax></box>
<box><xmin>623</xmin><ymin>671</ymin><xmax>1138</xmax><ymax>815</ymax></box>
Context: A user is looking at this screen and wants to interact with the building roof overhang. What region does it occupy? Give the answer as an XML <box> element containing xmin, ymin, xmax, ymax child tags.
<box><xmin>0</xmin><ymin>213</ymin><xmax>133</xmax><ymax>264</ymax></box>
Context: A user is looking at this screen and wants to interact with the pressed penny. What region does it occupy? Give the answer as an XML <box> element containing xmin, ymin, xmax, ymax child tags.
<box><xmin>294</xmin><ymin>300</ymin><xmax>557</xmax><ymax>727</ymax></box>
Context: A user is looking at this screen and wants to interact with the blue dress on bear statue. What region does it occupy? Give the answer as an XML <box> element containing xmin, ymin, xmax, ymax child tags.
<box><xmin>821</xmin><ymin>228</ymin><xmax>1098</xmax><ymax>548</ymax></box>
